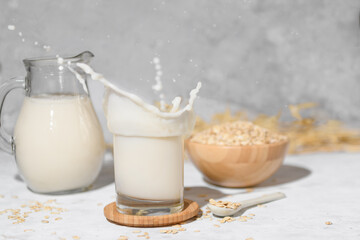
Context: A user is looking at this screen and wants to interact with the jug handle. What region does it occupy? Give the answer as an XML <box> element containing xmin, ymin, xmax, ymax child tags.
<box><xmin>0</xmin><ymin>77</ymin><xmax>26</xmax><ymax>154</ymax></box>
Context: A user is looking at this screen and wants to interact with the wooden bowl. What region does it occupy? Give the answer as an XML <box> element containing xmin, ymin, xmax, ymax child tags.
<box><xmin>185</xmin><ymin>139</ymin><xmax>289</xmax><ymax>188</ymax></box>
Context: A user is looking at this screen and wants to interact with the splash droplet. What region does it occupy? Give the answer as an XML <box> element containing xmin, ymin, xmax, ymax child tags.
<box><xmin>7</xmin><ymin>25</ymin><xmax>15</xmax><ymax>30</ymax></box>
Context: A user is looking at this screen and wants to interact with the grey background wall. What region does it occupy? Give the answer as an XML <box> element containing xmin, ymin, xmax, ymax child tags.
<box><xmin>0</xmin><ymin>0</ymin><xmax>359</xmax><ymax>142</ymax></box>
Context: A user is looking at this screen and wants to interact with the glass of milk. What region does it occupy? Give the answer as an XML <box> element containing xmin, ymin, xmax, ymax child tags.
<box><xmin>0</xmin><ymin>51</ymin><xmax>105</xmax><ymax>194</ymax></box>
<box><xmin>100</xmin><ymin>70</ymin><xmax>200</xmax><ymax>215</ymax></box>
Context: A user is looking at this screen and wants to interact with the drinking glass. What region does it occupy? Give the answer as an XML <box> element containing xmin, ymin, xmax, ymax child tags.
<box><xmin>103</xmin><ymin>80</ymin><xmax>196</xmax><ymax>216</ymax></box>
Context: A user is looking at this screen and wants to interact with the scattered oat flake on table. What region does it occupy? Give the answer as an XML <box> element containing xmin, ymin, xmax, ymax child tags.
<box><xmin>194</xmin><ymin>230</ymin><xmax>200</xmax><ymax>232</ymax></box>
<box><xmin>160</xmin><ymin>229</ymin><xmax>179</xmax><ymax>234</ymax></box>
<box><xmin>138</xmin><ymin>233</ymin><xmax>150</xmax><ymax>239</ymax></box>
<box><xmin>220</xmin><ymin>216</ymin><xmax>236</xmax><ymax>223</ymax></box>
<box><xmin>72</xmin><ymin>236</ymin><xmax>80</xmax><ymax>239</ymax></box>
<box><xmin>23</xmin><ymin>229</ymin><xmax>34</xmax><ymax>232</ymax></box>
<box><xmin>133</xmin><ymin>230</ymin><xmax>141</xmax><ymax>233</ymax></box>
<box><xmin>257</xmin><ymin>204</ymin><xmax>267</xmax><ymax>208</ymax></box>
<box><xmin>55</xmin><ymin>217</ymin><xmax>62</xmax><ymax>221</ymax></box>
<box><xmin>118</xmin><ymin>236</ymin><xmax>128</xmax><ymax>240</ymax></box>
<box><xmin>12</xmin><ymin>195</ymin><xmax>18</xmax><ymax>199</ymax></box>
<box><xmin>239</xmin><ymin>215</ymin><xmax>254</xmax><ymax>221</ymax></box>
<box><xmin>325</xmin><ymin>221</ymin><xmax>333</xmax><ymax>225</ymax></box>
<box><xmin>245</xmin><ymin>238</ymin><xmax>254</xmax><ymax>240</ymax></box>
<box><xmin>41</xmin><ymin>220</ymin><xmax>49</xmax><ymax>223</ymax></box>
<box><xmin>213</xmin><ymin>224</ymin><xmax>220</xmax><ymax>227</ymax></box>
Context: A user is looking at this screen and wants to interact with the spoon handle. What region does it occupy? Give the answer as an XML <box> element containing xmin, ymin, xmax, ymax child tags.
<box><xmin>239</xmin><ymin>192</ymin><xmax>286</xmax><ymax>208</ymax></box>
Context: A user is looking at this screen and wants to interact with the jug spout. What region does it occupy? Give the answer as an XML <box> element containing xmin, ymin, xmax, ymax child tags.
<box><xmin>72</xmin><ymin>51</ymin><xmax>94</xmax><ymax>64</ymax></box>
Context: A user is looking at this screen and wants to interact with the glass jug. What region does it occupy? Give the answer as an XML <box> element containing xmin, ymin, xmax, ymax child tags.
<box><xmin>0</xmin><ymin>51</ymin><xmax>105</xmax><ymax>194</ymax></box>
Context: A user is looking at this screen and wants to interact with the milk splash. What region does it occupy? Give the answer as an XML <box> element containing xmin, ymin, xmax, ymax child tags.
<box><xmin>152</xmin><ymin>57</ymin><xmax>163</xmax><ymax>92</ymax></box>
<box><xmin>7</xmin><ymin>24</ymin><xmax>51</xmax><ymax>52</ymax></box>
<box><xmin>151</xmin><ymin>57</ymin><xmax>167</xmax><ymax>111</ymax></box>
<box><xmin>75</xmin><ymin>63</ymin><xmax>201</xmax><ymax>119</ymax></box>
<box><xmin>54</xmin><ymin>55</ymin><xmax>88</xmax><ymax>94</ymax></box>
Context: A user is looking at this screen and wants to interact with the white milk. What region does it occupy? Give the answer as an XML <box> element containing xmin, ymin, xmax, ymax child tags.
<box><xmin>14</xmin><ymin>95</ymin><xmax>105</xmax><ymax>193</ymax></box>
<box><xmin>76</xmin><ymin>63</ymin><xmax>201</xmax><ymax>203</ymax></box>
<box><xmin>113</xmin><ymin>136</ymin><xmax>184</xmax><ymax>200</ymax></box>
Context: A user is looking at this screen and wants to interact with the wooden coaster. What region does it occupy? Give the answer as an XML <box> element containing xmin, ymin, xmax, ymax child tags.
<box><xmin>104</xmin><ymin>199</ymin><xmax>199</xmax><ymax>227</ymax></box>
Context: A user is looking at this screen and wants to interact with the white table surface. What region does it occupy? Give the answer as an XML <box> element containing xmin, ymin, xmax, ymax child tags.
<box><xmin>0</xmin><ymin>151</ymin><xmax>359</xmax><ymax>240</ymax></box>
